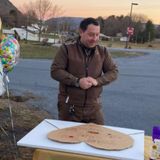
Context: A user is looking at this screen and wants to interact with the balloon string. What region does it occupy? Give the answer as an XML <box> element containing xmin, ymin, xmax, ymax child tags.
<box><xmin>4</xmin><ymin>75</ymin><xmax>18</xmax><ymax>160</ymax></box>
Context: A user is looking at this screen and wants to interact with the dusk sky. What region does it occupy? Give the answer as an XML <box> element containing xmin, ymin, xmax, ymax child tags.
<box><xmin>10</xmin><ymin>0</ymin><xmax>160</xmax><ymax>24</ymax></box>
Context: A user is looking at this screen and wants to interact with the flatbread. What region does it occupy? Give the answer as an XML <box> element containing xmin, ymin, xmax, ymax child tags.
<box><xmin>48</xmin><ymin>127</ymin><xmax>81</xmax><ymax>143</ymax></box>
<box><xmin>84</xmin><ymin>124</ymin><xmax>133</xmax><ymax>150</ymax></box>
<box><xmin>48</xmin><ymin>123</ymin><xmax>134</xmax><ymax>150</ymax></box>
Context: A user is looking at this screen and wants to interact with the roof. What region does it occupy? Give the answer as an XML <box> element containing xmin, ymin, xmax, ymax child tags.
<box><xmin>99</xmin><ymin>33</ymin><xmax>110</xmax><ymax>39</ymax></box>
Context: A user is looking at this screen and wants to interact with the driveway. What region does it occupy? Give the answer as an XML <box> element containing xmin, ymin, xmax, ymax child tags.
<box><xmin>9</xmin><ymin>48</ymin><xmax>160</xmax><ymax>135</ymax></box>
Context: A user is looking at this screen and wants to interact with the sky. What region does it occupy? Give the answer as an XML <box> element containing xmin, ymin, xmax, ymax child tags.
<box><xmin>10</xmin><ymin>0</ymin><xmax>160</xmax><ymax>24</ymax></box>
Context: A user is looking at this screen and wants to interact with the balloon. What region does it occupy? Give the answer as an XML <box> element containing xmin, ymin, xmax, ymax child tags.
<box><xmin>0</xmin><ymin>17</ymin><xmax>2</xmax><ymax>31</ymax></box>
<box><xmin>0</xmin><ymin>60</ymin><xmax>5</xmax><ymax>95</ymax></box>
<box><xmin>0</xmin><ymin>35</ymin><xmax>20</xmax><ymax>73</ymax></box>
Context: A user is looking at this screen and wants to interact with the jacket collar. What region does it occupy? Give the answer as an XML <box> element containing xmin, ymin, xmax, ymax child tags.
<box><xmin>77</xmin><ymin>37</ymin><xmax>97</xmax><ymax>56</ymax></box>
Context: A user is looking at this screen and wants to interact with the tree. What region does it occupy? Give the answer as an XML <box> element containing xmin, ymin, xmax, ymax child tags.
<box><xmin>21</xmin><ymin>0</ymin><xmax>62</xmax><ymax>41</ymax></box>
<box><xmin>144</xmin><ymin>20</ymin><xmax>155</xmax><ymax>42</ymax></box>
<box><xmin>155</xmin><ymin>25</ymin><xmax>160</xmax><ymax>38</ymax></box>
<box><xmin>102</xmin><ymin>13</ymin><xmax>152</xmax><ymax>44</ymax></box>
<box><xmin>97</xmin><ymin>16</ymin><xmax>105</xmax><ymax>33</ymax></box>
<box><xmin>131</xmin><ymin>21</ymin><xmax>143</xmax><ymax>43</ymax></box>
<box><xmin>103</xmin><ymin>15</ymin><xmax>130</xmax><ymax>36</ymax></box>
<box><xmin>131</xmin><ymin>13</ymin><xmax>148</xmax><ymax>23</ymax></box>
<box><xmin>103</xmin><ymin>15</ymin><xmax>118</xmax><ymax>36</ymax></box>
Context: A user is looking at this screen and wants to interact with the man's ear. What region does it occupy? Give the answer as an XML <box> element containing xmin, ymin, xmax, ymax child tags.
<box><xmin>79</xmin><ymin>29</ymin><xmax>83</xmax><ymax>36</ymax></box>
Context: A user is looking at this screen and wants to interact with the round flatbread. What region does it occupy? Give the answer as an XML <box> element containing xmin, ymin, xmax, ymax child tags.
<box><xmin>47</xmin><ymin>123</ymin><xmax>134</xmax><ymax>150</ymax></box>
<box><xmin>48</xmin><ymin>126</ymin><xmax>81</xmax><ymax>143</ymax></box>
<box><xmin>84</xmin><ymin>124</ymin><xmax>133</xmax><ymax>150</ymax></box>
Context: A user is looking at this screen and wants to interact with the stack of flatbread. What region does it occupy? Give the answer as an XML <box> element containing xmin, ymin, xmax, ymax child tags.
<box><xmin>48</xmin><ymin>123</ymin><xmax>134</xmax><ymax>150</ymax></box>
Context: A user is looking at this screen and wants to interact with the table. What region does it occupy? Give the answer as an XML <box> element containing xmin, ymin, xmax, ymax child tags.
<box><xmin>32</xmin><ymin>136</ymin><xmax>151</xmax><ymax>160</ymax></box>
<box><xmin>17</xmin><ymin>119</ymin><xmax>145</xmax><ymax>160</ymax></box>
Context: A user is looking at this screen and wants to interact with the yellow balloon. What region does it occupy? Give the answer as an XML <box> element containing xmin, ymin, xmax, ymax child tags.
<box><xmin>1</xmin><ymin>34</ymin><xmax>6</xmax><ymax>39</ymax></box>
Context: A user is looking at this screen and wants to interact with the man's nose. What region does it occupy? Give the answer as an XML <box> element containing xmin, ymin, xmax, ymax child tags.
<box><xmin>93</xmin><ymin>36</ymin><xmax>99</xmax><ymax>41</ymax></box>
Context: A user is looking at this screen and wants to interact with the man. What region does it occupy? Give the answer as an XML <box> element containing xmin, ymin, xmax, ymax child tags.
<box><xmin>50</xmin><ymin>17</ymin><xmax>118</xmax><ymax>124</ymax></box>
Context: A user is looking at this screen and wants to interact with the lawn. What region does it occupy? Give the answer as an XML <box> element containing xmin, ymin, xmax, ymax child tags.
<box><xmin>0</xmin><ymin>94</ymin><xmax>52</xmax><ymax>160</ymax></box>
<box><xmin>102</xmin><ymin>40</ymin><xmax>160</xmax><ymax>49</ymax></box>
<box><xmin>20</xmin><ymin>40</ymin><xmax>145</xmax><ymax>59</ymax></box>
<box><xmin>20</xmin><ymin>41</ymin><xmax>59</xmax><ymax>59</ymax></box>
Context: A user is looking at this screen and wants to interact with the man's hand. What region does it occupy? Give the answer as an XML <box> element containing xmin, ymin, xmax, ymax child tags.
<box><xmin>79</xmin><ymin>77</ymin><xmax>98</xmax><ymax>89</ymax></box>
<box><xmin>87</xmin><ymin>77</ymin><xmax>98</xmax><ymax>86</ymax></box>
<box><xmin>79</xmin><ymin>77</ymin><xmax>92</xmax><ymax>89</ymax></box>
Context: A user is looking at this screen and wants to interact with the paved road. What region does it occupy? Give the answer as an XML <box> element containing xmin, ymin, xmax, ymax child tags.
<box><xmin>9</xmin><ymin>48</ymin><xmax>160</xmax><ymax>135</ymax></box>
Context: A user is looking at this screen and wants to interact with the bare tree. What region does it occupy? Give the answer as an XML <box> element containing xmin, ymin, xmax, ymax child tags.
<box><xmin>130</xmin><ymin>14</ymin><xmax>148</xmax><ymax>43</ymax></box>
<box><xmin>21</xmin><ymin>0</ymin><xmax>62</xmax><ymax>41</ymax></box>
<box><xmin>102</xmin><ymin>13</ymin><xmax>151</xmax><ymax>44</ymax></box>
<box><xmin>131</xmin><ymin>14</ymin><xmax>148</xmax><ymax>23</ymax></box>
<box><xmin>103</xmin><ymin>15</ymin><xmax>129</xmax><ymax>36</ymax></box>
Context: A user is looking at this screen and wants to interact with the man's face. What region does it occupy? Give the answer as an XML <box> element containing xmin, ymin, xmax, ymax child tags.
<box><xmin>80</xmin><ymin>24</ymin><xmax>100</xmax><ymax>48</ymax></box>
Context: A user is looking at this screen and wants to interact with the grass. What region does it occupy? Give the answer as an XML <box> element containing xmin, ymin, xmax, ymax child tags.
<box><xmin>20</xmin><ymin>40</ymin><xmax>145</xmax><ymax>59</ymax></box>
<box><xmin>20</xmin><ymin>41</ymin><xmax>59</xmax><ymax>59</ymax></box>
<box><xmin>102</xmin><ymin>40</ymin><xmax>160</xmax><ymax>49</ymax></box>
<box><xmin>110</xmin><ymin>51</ymin><xmax>144</xmax><ymax>58</ymax></box>
<box><xmin>0</xmin><ymin>92</ymin><xmax>52</xmax><ymax>160</ymax></box>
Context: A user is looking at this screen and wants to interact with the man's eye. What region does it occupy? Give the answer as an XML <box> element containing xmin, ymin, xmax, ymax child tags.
<box><xmin>88</xmin><ymin>33</ymin><xmax>99</xmax><ymax>37</ymax></box>
<box><xmin>88</xmin><ymin>33</ymin><xmax>94</xmax><ymax>37</ymax></box>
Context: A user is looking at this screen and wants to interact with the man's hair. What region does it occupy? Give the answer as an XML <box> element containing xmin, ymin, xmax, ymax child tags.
<box><xmin>79</xmin><ymin>17</ymin><xmax>99</xmax><ymax>31</ymax></box>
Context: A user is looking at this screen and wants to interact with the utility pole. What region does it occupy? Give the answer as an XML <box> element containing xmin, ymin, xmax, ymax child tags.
<box><xmin>25</xmin><ymin>15</ymin><xmax>29</xmax><ymax>43</ymax></box>
<box><xmin>125</xmin><ymin>3</ymin><xmax>138</xmax><ymax>49</ymax></box>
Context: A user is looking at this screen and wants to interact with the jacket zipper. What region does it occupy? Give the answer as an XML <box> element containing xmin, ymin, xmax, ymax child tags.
<box><xmin>83</xmin><ymin>54</ymin><xmax>90</xmax><ymax>107</ymax></box>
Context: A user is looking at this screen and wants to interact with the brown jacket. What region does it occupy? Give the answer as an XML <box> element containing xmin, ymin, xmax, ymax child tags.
<box><xmin>50</xmin><ymin>39</ymin><xmax>118</xmax><ymax>106</ymax></box>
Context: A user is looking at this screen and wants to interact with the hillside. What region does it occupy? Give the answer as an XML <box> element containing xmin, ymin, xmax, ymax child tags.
<box><xmin>0</xmin><ymin>0</ymin><xmax>25</xmax><ymax>27</ymax></box>
<box><xmin>46</xmin><ymin>16</ymin><xmax>83</xmax><ymax>31</ymax></box>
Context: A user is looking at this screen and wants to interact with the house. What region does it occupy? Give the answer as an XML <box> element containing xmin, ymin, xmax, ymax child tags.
<box><xmin>3</xmin><ymin>28</ymin><xmax>39</xmax><ymax>41</ymax></box>
<box><xmin>2</xmin><ymin>26</ymin><xmax>58</xmax><ymax>43</ymax></box>
<box><xmin>99</xmin><ymin>33</ymin><xmax>110</xmax><ymax>41</ymax></box>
